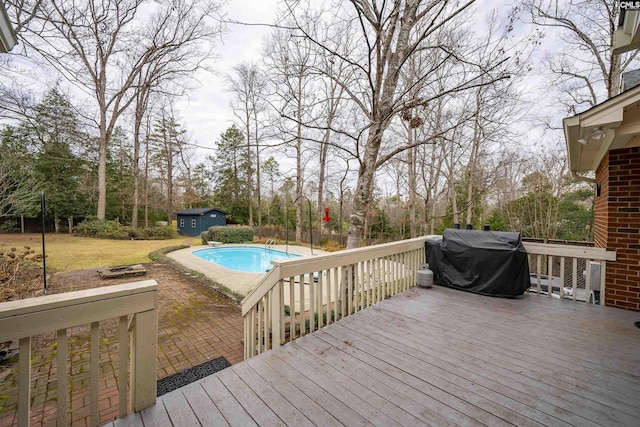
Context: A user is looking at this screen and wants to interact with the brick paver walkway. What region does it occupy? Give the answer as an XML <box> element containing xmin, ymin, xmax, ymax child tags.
<box><xmin>0</xmin><ymin>263</ymin><xmax>244</xmax><ymax>426</ymax></box>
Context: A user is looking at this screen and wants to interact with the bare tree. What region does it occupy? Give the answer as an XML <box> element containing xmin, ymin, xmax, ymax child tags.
<box><xmin>522</xmin><ymin>0</ymin><xmax>638</xmax><ymax>110</ymax></box>
<box><xmin>149</xmin><ymin>106</ymin><xmax>186</xmax><ymax>224</ymax></box>
<box><xmin>130</xmin><ymin>0</ymin><xmax>222</xmax><ymax>229</ymax></box>
<box><xmin>227</xmin><ymin>63</ymin><xmax>268</xmax><ymax>230</ymax></box>
<box><xmin>9</xmin><ymin>0</ymin><xmax>222</xmax><ymax>221</ymax></box>
<box><xmin>263</xmin><ymin>27</ymin><xmax>316</xmax><ymax>243</ymax></box>
<box><xmin>282</xmin><ymin>0</ymin><xmax>513</xmax><ymax>248</ymax></box>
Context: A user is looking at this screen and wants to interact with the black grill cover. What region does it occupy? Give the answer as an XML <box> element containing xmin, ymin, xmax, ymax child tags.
<box><xmin>426</xmin><ymin>229</ymin><xmax>530</xmax><ymax>297</ymax></box>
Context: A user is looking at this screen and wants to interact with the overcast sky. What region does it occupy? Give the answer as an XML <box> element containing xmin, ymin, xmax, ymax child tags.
<box><xmin>175</xmin><ymin>0</ymin><xmax>561</xmax><ymax>160</ymax></box>
<box><xmin>175</xmin><ymin>0</ymin><xmax>279</xmax><ymax>153</ymax></box>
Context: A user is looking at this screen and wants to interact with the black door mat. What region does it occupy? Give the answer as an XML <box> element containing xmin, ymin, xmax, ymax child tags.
<box><xmin>157</xmin><ymin>356</ymin><xmax>231</xmax><ymax>396</ymax></box>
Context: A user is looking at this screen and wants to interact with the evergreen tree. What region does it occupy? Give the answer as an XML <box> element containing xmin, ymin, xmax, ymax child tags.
<box><xmin>211</xmin><ymin>125</ymin><xmax>249</xmax><ymax>224</ymax></box>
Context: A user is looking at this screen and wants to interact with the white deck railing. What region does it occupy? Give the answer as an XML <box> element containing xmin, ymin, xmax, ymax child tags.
<box><xmin>241</xmin><ymin>236</ymin><xmax>617</xmax><ymax>359</ymax></box>
<box><xmin>0</xmin><ymin>280</ymin><xmax>158</xmax><ymax>427</ymax></box>
<box><xmin>523</xmin><ymin>242</ymin><xmax>616</xmax><ymax>303</ymax></box>
<box><xmin>241</xmin><ymin>237</ymin><xmax>426</xmax><ymax>359</ymax></box>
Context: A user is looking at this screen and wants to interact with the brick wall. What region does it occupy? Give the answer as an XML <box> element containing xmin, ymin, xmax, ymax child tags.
<box><xmin>595</xmin><ymin>147</ymin><xmax>640</xmax><ymax>310</ymax></box>
<box><xmin>594</xmin><ymin>154</ymin><xmax>609</xmax><ymax>248</ymax></box>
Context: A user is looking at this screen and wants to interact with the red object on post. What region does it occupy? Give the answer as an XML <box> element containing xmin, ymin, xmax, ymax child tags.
<box><xmin>322</xmin><ymin>207</ymin><xmax>332</xmax><ymax>222</ymax></box>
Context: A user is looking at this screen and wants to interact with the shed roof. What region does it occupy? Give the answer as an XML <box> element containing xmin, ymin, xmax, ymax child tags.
<box><xmin>176</xmin><ymin>208</ymin><xmax>228</xmax><ymax>216</ymax></box>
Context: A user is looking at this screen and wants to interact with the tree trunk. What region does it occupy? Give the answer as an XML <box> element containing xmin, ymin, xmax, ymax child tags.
<box><xmin>295</xmin><ymin>74</ymin><xmax>304</xmax><ymax>244</ymax></box>
<box><xmin>97</xmin><ymin>128</ymin><xmax>108</xmax><ymax>220</ymax></box>
<box><xmin>407</xmin><ymin>129</ymin><xmax>417</xmax><ymax>238</ymax></box>
<box><xmin>246</xmin><ymin>109</ymin><xmax>253</xmax><ymax>228</ymax></box>
<box><xmin>144</xmin><ymin>133</ymin><xmax>150</xmax><ymax>229</ymax></box>
<box><xmin>346</xmin><ymin>121</ymin><xmax>385</xmax><ymax>249</ymax></box>
<box><xmin>254</xmin><ymin>109</ymin><xmax>262</xmax><ymax>231</ymax></box>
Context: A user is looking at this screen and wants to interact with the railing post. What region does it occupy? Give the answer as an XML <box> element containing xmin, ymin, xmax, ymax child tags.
<box><xmin>130</xmin><ymin>304</ymin><xmax>157</xmax><ymax>412</ymax></box>
<box><xmin>18</xmin><ymin>337</ymin><xmax>31</xmax><ymax>427</ymax></box>
<box><xmin>600</xmin><ymin>260</ymin><xmax>607</xmax><ymax>307</ymax></box>
<box><xmin>271</xmin><ymin>280</ymin><xmax>283</xmax><ymax>349</ymax></box>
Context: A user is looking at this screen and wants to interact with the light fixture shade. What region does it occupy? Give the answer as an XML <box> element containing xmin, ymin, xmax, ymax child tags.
<box><xmin>591</xmin><ymin>127</ymin><xmax>605</xmax><ymax>140</ymax></box>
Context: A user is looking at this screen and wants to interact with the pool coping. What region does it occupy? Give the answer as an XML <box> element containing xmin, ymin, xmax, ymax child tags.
<box><xmin>167</xmin><ymin>244</ymin><xmax>323</xmax><ymax>298</ymax></box>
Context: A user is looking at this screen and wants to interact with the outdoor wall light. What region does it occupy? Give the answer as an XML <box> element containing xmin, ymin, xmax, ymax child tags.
<box><xmin>591</xmin><ymin>127</ymin><xmax>605</xmax><ymax>140</ymax></box>
<box><xmin>578</xmin><ymin>127</ymin><xmax>605</xmax><ymax>145</ymax></box>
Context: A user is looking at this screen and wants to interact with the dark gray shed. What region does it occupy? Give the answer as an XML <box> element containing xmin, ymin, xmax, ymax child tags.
<box><xmin>176</xmin><ymin>208</ymin><xmax>227</xmax><ymax>236</ymax></box>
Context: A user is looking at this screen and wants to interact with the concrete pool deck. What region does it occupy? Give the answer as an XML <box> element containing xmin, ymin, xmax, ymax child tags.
<box><xmin>167</xmin><ymin>244</ymin><xmax>325</xmax><ymax>297</ymax></box>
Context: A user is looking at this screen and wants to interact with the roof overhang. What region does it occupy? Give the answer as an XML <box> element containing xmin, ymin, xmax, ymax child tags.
<box><xmin>564</xmin><ymin>85</ymin><xmax>640</xmax><ymax>173</ymax></box>
<box><xmin>614</xmin><ymin>9</ymin><xmax>640</xmax><ymax>55</ymax></box>
<box><xmin>0</xmin><ymin>2</ymin><xmax>17</xmax><ymax>53</ymax></box>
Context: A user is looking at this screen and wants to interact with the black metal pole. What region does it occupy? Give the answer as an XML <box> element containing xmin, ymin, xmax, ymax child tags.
<box><xmin>41</xmin><ymin>191</ymin><xmax>47</xmax><ymax>295</ymax></box>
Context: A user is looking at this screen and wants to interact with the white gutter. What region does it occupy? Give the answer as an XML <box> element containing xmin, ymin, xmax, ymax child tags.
<box><xmin>570</xmin><ymin>171</ymin><xmax>596</xmax><ymax>184</ymax></box>
<box><xmin>0</xmin><ymin>2</ymin><xmax>17</xmax><ymax>53</ymax></box>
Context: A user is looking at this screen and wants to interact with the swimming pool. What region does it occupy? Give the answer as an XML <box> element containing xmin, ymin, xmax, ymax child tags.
<box><xmin>192</xmin><ymin>246</ymin><xmax>301</xmax><ymax>273</ymax></box>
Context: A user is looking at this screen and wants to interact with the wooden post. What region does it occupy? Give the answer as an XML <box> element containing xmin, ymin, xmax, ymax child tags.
<box><xmin>271</xmin><ymin>281</ymin><xmax>282</xmax><ymax>349</ymax></box>
<box><xmin>130</xmin><ymin>305</ymin><xmax>157</xmax><ymax>412</ymax></box>
<box><xmin>18</xmin><ymin>337</ymin><xmax>31</xmax><ymax>427</ymax></box>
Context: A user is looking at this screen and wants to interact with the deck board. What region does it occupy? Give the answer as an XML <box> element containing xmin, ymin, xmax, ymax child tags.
<box><xmin>150</xmin><ymin>285</ymin><xmax>640</xmax><ymax>426</ymax></box>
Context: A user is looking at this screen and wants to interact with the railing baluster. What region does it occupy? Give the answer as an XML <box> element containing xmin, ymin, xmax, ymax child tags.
<box><xmin>118</xmin><ymin>316</ymin><xmax>128</xmax><ymax>417</ymax></box>
<box><xmin>366</xmin><ymin>259</ymin><xmax>372</xmax><ymax>307</ymax></box>
<box><xmin>347</xmin><ymin>265</ymin><xmax>353</xmax><ymax>315</ymax></box>
<box><xmin>318</xmin><ymin>271</ymin><xmax>325</xmax><ymax>329</ymax></box>
<box><xmin>309</xmin><ymin>273</ymin><xmax>316</xmax><ymax>332</ymax></box>
<box><xmin>57</xmin><ymin>328</ymin><xmax>68</xmax><ymax>426</ymax></box>
<box><xmin>585</xmin><ymin>258</ymin><xmax>592</xmax><ymax>303</ymax></box>
<box><xmin>359</xmin><ymin>261</ymin><xmax>365</xmax><ymax>311</ymax></box>
<box><xmin>90</xmin><ymin>321</ymin><xmax>100</xmax><ymax>425</ymax></box>
<box><xmin>289</xmin><ymin>277</ymin><xmax>295</xmax><ymax>339</ymax></box>
<box><xmin>271</xmin><ymin>280</ymin><xmax>283</xmax><ymax>349</ymax></box>
<box><xmin>548</xmin><ymin>255</ymin><xmax>554</xmax><ymax>297</ymax></box>
<box><xmin>257</xmin><ymin>300</ymin><xmax>263</xmax><ymax>354</ymax></box>
<box><xmin>559</xmin><ymin>257</ymin><xmax>566</xmax><ymax>300</ymax></box>
<box><xmin>600</xmin><ymin>260</ymin><xmax>607</xmax><ymax>307</ymax></box>
<box><xmin>249</xmin><ymin>307</ymin><xmax>256</xmax><ymax>357</ymax></box>
<box><xmin>18</xmin><ymin>336</ymin><xmax>31</xmax><ymax>427</ymax></box>
<box><xmin>299</xmin><ymin>274</ymin><xmax>305</xmax><ymax>335</ymax></box>
<box><xmin>264</xmin><ymin>294</ymin><xmax>270</xmax><ymax>349</ymax></box>
<box><xmin>377</xmin><ymin>257</ymin><xmax>383</xmax><ymax>303</ymax></box>
<box><xmin>334</xmin><ymin>267</ymin><xmax>340</xmax><ymax>320</ymax></box>
<box><xmin>572</xmin><ymin>258</ymin><xmax>578</xmax><ymax>301</ymax></box>
<box><xmin>536</xmin><ymin>254</ymin><xmax>542</xmax><ymax>294</ymax></box>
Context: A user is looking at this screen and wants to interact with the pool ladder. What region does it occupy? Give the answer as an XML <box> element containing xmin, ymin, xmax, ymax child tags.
<box><xmin>265</xmin><ymin>239</ymin><xmax>276</xmax><ymax>252</ymax></box>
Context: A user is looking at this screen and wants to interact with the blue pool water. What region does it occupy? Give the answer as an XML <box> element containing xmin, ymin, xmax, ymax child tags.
<box><xmin>193</xmin><ymin>246</ymin><xmax>301</xmax><ymax>273</ymax></box>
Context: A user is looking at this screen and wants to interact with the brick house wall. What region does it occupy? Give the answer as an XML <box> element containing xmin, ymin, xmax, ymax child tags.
<box><xmin>594</xmin><ymin>147</ymin><xmax>640</xmax><ymax>310</ymax></box>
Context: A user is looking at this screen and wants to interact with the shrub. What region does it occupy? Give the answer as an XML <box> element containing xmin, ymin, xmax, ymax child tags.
<box><xmin>0</xmin><ymin>220</ymin><xmax>20</xmax><ymax>234</ymax></box>
<box><xmin>76</xmin><ymin>217</ymin><xmax>175</xmax><ymax>240</ymax></box>
<box><xmin>131</xmin><ymin>226</ymin><xmax>176</xmax><ymax>240</ymax></box>
<box><xmin>201</xmin><ymin>226</ymin><xmax>253</xmax><ymax>244</ymax></box>
<box><xmin>0</xmin><ymin>246</ymin><xmax>43</xmax><ymax>301</ymax></box>
<box><xmin>76</xmin><ymin>217</ymin><xmax>131</xmax><ymax>239</ymax></box>
<box><xmin>321</xmin><ymin>240</ymin><xmax>343</xmax><ymax>252</ymax></box>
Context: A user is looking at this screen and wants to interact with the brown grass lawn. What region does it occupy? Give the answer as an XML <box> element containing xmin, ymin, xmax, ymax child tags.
<box><xmin>0</xmin><ymin>233</ymin><xmax>200</xmax><ymax>272</ymax></box>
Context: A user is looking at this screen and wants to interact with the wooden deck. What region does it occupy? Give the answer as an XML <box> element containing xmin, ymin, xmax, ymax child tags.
<box><xmin>108</xmin><ymin>285</ymin><xmax>640</xmax><ymax>426</ymax></box>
